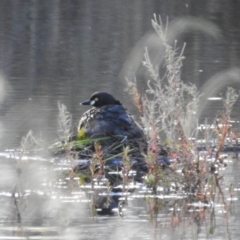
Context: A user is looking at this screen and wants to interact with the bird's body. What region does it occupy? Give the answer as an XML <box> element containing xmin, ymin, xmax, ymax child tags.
<box><xmin>78</xmin><ymin>92</ymin><xmax>144</xmax><ymax>140</ymax></box>
<box><xmin>71</xmin><ymin>92</ymin><xmax>170</xmax><ymax>192</ymax></box>
<box><xmin>78</xmin><ymin>104</ymin><xmax>144</xmax><ymax>139</ymax></box>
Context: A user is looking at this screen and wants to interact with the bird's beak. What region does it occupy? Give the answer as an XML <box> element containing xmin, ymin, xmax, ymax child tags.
<box><xmin>80</xmin><ymin>100</ymin><xmax>95</xmax><ymax>105</ymax></box>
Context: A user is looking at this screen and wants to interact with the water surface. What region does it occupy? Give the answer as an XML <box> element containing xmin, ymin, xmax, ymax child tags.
<box><xmin>0</xmin><ymin>1</ymin><xmax>240</xmax><ymax>239</ymax></box>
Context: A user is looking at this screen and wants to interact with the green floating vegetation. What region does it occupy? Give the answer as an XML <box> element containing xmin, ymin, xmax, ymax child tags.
<box><xmin>48</xmin><ymin>135</ymin><xmax>112</xmax><ymax>153</ymax></box>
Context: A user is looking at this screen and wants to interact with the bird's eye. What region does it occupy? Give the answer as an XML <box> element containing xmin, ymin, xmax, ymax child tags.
<box><xmin>95</xmin><ymin>97</ymin><xmax>98</xmax><ymax>101</ymax></box>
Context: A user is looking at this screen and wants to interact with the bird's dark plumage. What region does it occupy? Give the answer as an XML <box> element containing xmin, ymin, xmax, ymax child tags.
<box><xmin>78</xmin><ymin>92</ymin><xmax>144</xmax><ymax>139</ymax></box>
<box><xmin>81</xmin><ymin>92</ymin><xmax>121</xmax><ymax>108</ymax></box>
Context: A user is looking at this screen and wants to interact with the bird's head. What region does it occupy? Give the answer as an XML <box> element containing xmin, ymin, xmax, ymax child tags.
<box><xmin>80</xmin><ymin>92</ymin><xmax>121</xmax><ymax>108</ymax></box>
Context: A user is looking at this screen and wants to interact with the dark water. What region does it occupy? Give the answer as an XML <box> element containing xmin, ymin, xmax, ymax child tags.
<box><xmin>0</xmin><ymin>1</ymin><xmax>240</xmax><ymax>239</ymax></box>
<box><xmin>0</xmin><ymin>0</ymin><xmax>240</xmax><ymax>148</ymax></box>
